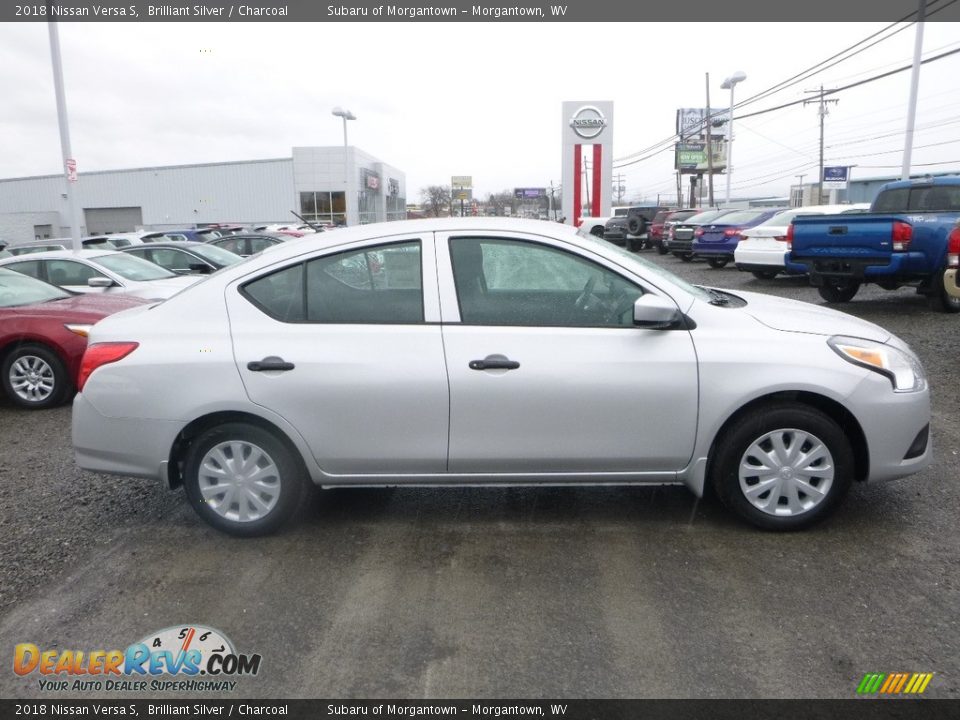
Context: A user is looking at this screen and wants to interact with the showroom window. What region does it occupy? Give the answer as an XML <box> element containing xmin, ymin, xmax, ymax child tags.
<box><xmin>300</xmin><ymin>191</ymin><xmax>346</xmax><ymax>226</ymax></box>
<box><xmin>241</xmin><ymin>241</ymin><xmax>423</xmax><ymax>324</ymax></box>
<box><xmin>449</xmin><ymin>237</ymin><xmax>642</xmax><ymax>328</ymax></box>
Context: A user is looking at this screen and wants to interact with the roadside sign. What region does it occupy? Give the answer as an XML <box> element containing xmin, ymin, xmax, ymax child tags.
<box><xmin>514</xmin><ymin>188</ymin><xmax>546</xmax><ymax>199</ymax></box>
<box><xmin>65</xmin><ymin>158</ymin><xmax>77</xmax><ymax>183</ymax></box>
<box><xmin>823</xmin><ymin>166</ymin><xmax>849</xmax><ymax>189</ymax></box>
<box><xmin>451</xmin><ymin>175</ymin><xmax>472</xmax><ymax>189</ymax></box>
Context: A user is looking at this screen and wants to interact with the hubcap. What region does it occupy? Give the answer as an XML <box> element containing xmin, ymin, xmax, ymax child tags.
<box><xmin>738</xmin><ymin>428</ymin><xmax>834</xmax><ymax>517</ymax></box>
<box><xmin>9</xmin><ymin>355</ymin><xmax>55</xmax><ymax>403</ymax></box>
<box><xmin>198</xmin><ymin>441</ymin><xmax>281</xmax><ymax>523</ymax></box>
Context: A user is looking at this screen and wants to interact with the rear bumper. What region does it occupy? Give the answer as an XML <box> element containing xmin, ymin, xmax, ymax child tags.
<box><xmin>734</xmin><ymin>244</ymin><xmax>788</xmax><ymax>269</ymax></box>
<box><xmin>791</xmin><ymin>252</ymin><xmax>923</xmax><ymax>282</ymax></box>
<box><xmin>72</xmin><ymin>392</ymin><xmax>183</xmax><ymax>481</ymax></box>
<box><xmin>666</xmin><ymin>239</ymin><xmax>693</xmax><ymax>252</ymax></box>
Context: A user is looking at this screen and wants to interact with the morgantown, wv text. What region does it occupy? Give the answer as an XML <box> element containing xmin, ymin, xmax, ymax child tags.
<box><xmin>326</xmin><ymin>5</ymin><xmax>569</xmax><ymax>18</ymax></box>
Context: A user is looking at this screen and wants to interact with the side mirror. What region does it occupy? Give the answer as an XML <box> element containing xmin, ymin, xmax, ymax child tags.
<box><xmin>87</xmin><ymin>277</ymin><xmax>114</xmax><ymax>288</ymax></box>
<box><xmin>188</xmin><ymin>263</ymin><xmax>213</xmax><ymax>274</ymax></box>
<box><xmin>633</xmin><ymin>294</ymin><xmax>683</xmax><ymax>329</ymax></box>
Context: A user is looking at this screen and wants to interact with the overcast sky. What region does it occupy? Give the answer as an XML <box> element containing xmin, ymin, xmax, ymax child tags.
<box><xmin>1</xmin><ymin>21</ymin><xmax>958</xmax><ymax>204</ymax></box>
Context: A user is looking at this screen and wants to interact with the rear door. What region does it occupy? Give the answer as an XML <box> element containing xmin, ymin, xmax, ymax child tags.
<box><xmin>224</xmin><ymin>234</ymin><xmax>450</xmax><ymax>476</ymax></box>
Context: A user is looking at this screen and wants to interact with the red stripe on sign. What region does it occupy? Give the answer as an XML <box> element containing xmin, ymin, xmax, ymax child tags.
<box><xmin>592</xmin><ymin>144</ymin><xmax>602</xmax><ymax>217</ymax></box>
<box><xmin>573</xmin><ymin>145</ymin><xmax>582</xmax><ymax>228</ymax></box>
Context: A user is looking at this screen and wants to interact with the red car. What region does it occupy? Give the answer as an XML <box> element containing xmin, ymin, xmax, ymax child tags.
<box><xmin>0</xmin><ymin>268</ymin><xmax>148</xmax><ymax>409</ymax></box>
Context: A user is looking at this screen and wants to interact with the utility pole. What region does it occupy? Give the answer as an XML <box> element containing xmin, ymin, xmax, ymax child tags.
<box><xmin>613</xmin><ymin>172</ymin><xmax>626</xmax><ymax>204</ymax></box>
<box><xmin>804</xmin><ymin>85</ymin><xmax>839</xmax><ymax>204</ymax></box>
<box><xmin>794</xmin><ymin>174</ymin><xmax>806</xmax><ymax>207</ymax></box>
<box><xmin>902</xmin><ymin>0</ymin><xmax>927</xmax><ymax>179</ymax></box>
<box><xmin>705</xmin><ymin>73</ymin><xmax>715</xmax><ymax>207</ymax></box>
<box><xmin>48</xmin><ymin>21</ymin><xmax>84</xmax><ymax>251</ymax></box>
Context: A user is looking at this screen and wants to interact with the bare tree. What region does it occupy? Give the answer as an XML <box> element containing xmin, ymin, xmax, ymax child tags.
<box><xmin>420</xmin><ymin>185</ymin><xmax>452</xmax><ymax>217</ymax></box>
<box><xmin>486</xmin><ymin>190</ymin><xmax>517</xmax><ymax>216</ymax></box>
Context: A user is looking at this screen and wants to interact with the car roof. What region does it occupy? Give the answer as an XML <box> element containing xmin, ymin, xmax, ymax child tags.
<box><xmin>123</xmin><ymin>241</ymin><xmax>208</xmax><ymax>250</ymax></box>
<box><xmin>0</xmin><ymin>248</ymin><xmax>121</xmax><ymax>262</ymax></box>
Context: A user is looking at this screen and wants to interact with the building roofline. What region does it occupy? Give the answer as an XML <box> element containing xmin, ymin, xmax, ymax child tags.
<box><xmin>0</xmin><ymin>156</ymin><xmax>293</xmax><ymax>184</ymax></box>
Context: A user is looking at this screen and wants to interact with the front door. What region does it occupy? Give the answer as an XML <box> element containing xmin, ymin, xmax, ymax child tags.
<box><xmin>437</xmin><ymin>233</ymin><xmax>699</xmax><ymax>475</ymax></box>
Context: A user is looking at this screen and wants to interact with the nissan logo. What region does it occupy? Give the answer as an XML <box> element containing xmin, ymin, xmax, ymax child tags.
<box><xmin>569</xmin><ymin>106</ymin><xmax>607</xmax><ymax>139</ymax></box>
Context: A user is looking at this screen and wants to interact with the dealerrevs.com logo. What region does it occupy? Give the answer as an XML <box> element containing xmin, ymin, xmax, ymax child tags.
<box><xmin>14</xmin><ymin>625</ymin><xmax>261</xmax><ymax>693</ymax></box>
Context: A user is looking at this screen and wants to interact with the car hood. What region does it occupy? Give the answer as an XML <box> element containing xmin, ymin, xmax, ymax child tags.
<box><xmin>4</xmin><ymin>293</ymin><xmax>149</xmax><ymax>320</ymax></box>
<box><xmin>731</xmin><ymin>290</ymin><xmax>891</xmax><ymax>342</ymax></box>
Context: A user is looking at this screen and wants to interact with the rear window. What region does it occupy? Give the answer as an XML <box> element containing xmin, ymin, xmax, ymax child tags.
<box><xmin>873</xmin><ymin>185</ymin><xmax>960</xmax><ymax>213</ymax></box>
<box><xmin>712</xmin><ymin>210</ymin><xmax>769</xmax><ymax>226</ymax></box>
<box><xmin>681</xmin><ymin>209</ymin><xmax>731</xmax><ymax>225</ymax></box>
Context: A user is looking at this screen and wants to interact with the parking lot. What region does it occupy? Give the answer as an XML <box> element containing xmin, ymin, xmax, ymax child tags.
<box><xmin>1</xmin><ymin>250</ymin><xmax>958</xmax><ymax>699</ymax></box>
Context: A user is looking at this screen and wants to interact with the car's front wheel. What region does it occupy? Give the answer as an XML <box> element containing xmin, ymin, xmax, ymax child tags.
<box><xmin>183</xmin><ymin>423</ymin><xmax>307</xmax><ymax>536</ymax></box>
<box><xmin>711</xmin><ymin>403</ymin><xmax>854</xmax><ymax>531</ymax></box>
<box><xmin>1</xmin><ymin>343</ymin><xmax>70</xmax><ymax>410</ymax></box>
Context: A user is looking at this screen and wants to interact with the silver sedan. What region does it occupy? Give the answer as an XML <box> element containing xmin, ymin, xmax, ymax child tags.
<box><xmin>72</xmin><ymin>218</ymin><xmax>931</xmax><ymax>536</ymax></box>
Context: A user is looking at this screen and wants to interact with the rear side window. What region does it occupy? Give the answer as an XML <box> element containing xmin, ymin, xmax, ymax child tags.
<box><xmin>873</xmin><ymin>185</ymin><xmax>960</xmax><ymax>213</ymax></box>
<box><xmin>241</xmin><ymin>240</ymin><xmax>423</xmax><ymax>324</ymax></box>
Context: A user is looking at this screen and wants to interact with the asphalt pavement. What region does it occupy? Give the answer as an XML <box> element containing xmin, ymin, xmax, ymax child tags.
<box><xmin>1</xmin><ymin>250</ymin><xmax>957</xmax><ymax>699</ymax></box>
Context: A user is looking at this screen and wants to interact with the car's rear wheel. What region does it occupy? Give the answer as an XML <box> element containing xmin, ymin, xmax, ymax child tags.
<box><xmin>817</xmin><ymin>280</ymin><xmax>860</xmax><ymax>303</ymax></box>
<box><xmin>706</xmin><ymin>257</ymin><xmax>729</xmax><ymax>269</ymax></box>
<box><xmin>183</xmin><ymin>423</ymin><xmax>307</xmax><ymax>536</ymax></box>
<box><xmin>1</xmin><ymin>344</ymin><xmax>70</xmax><ymax>410</ymax></box>
<box><xmin>711</xmin><ymin>404</ymin><xmax>853</xmax><ymax>531</ymax></box>
<box><xmin>680</xmin><ymin>253</ymin><xmax>694</xmax><ymax>262</ymax></box>
<box><xmin>751</xmin><ymin>269</ymin><xmax>779</xmax><ymax>280</ymax></box>
<box><xmin>656</xmin><ymin>241</ymin><xmax>669</xmax><ymax>255</ymax></box>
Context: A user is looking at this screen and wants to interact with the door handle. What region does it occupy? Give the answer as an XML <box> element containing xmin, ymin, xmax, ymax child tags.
<box><xmin>469</xmin><ymin>356</ymin><xmax>520</xmax><ymax>371</ymax></box>
<box><xmin>247</xmin><ymin>356</ymin><xmax>295</xmax><ymax>372</ymax></box>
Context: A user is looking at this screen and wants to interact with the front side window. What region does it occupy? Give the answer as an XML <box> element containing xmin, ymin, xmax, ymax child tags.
<box><xmin>96</xmin><ymin>253</ymin><xmax>177</xmax><ymax>281</ymax></box>
<box><xmin>241</xmin><ymin>240</ymin><xmax>423</xmax><ymax>324</ymax></box>
<box><xmin>46</xmin><ymin>260</ymin><xmax>107</xmax><ymax>286</ymax></box>
<box><xmin>449</xmin><ymin>237</ymin><xmax>642</xmax><ymax>327</ymax></box>
<box><xmin>2</xmin><ymin>260</ymin><xmax>42</xmax><ymax>279</ymax></box>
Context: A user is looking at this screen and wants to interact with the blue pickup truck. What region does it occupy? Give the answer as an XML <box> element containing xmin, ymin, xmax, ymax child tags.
<box><xmin>788</xmin><ymin>176</ymin><xmax>960</xmax><ymax>312</ymax></box>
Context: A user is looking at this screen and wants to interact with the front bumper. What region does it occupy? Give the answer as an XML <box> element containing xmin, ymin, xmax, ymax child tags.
<box><xmin>945</xmin><ymin>268</ymin><xmax>960</xmax><ymax>299</ymax></box>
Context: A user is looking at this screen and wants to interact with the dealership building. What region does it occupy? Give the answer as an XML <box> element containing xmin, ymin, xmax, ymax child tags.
<box><xmin>0</xmin><ymin>146</ymin><xmax>406</xmax><ymax>243</ymax></box>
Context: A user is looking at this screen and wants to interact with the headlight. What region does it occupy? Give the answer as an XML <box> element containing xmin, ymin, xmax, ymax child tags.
<box><xmin>828</xmin><ymin>335</ymin><xmax>926</xmax><ymax>392</ymax></box>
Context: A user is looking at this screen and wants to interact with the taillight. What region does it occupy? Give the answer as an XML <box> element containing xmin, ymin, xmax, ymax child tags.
<box><xmin>892</xmin><ymin>221</ymin><xmax>913</xmax><ymax>252</ymax></box>
<box><xmin>786</xmin><ymin>223</ymin><xmax>795</xmax><ymax>251</ymax></box>
<box><xmin>724</xmin><ymin>228</ymin><xmax>738</xmax><ymax>236</ymax></box>
<box><xmin>77</xmin><ymin>342</ymin><xmax>139</xmax><ymax>392</ymax></box>
<box><xmin>694</xmin><ymin>228</ymin><xmax>704</xmax><ymax>237</ymax></box>
<box><xmin>774</xmin><ymin>236</ymin><xmax>787</xmax><ymax>242</ymax></box>
<box><xmin>948</xmin><ymin>224</ymin><xmax>960</xmax><ymax>269</ymax></box>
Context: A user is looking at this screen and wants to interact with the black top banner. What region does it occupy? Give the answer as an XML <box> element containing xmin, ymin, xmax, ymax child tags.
<box><xmin>5</xmin><ymin>0</ymin><xmax>960</xmax><ymax>22</ymax></box>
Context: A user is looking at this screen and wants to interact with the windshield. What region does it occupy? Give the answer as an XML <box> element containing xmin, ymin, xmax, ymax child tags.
<box><xmin>96</xmin><ymin>253</ymin><xmax>177</xmax><ymax>281</ymax></box>
<box><xmin>575</xmin><ymin>231</ymin><xmax>713</xmax><ymax>303</ymax></box>
<box><xmin>0</xmin><ymin>268</ymin><xmax>70</xmax><ymax>307</ymax></box>
<box><xmin>191</xmin><ymin>243</ymin><xmax>245</xmax><ymax>266</ymax></box>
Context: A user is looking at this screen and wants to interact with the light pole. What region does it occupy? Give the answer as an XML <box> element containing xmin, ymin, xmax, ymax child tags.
<box><xmin>331</xmin><ymin>106</ymin><xmax>356</xmax><ymax>225</ymax></box>
<box><xmin>720</xmin><ymin>71</ymin><xmax>747</xmax><ymax>205</ymax></box>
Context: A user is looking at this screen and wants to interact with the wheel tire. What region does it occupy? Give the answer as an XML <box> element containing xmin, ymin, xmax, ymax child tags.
<box><xmin>656</xmin><ymin>241</ymin><xmax>669</xmax><ymax>255</ymax></box>
<box><xmin>183</xmin><ymin>423</ymin><xmax>307</xmax><ymax>537</ymax></box>
<box><xmin>751</xmin><ymin>269</ymin><xmax>779</xmax><ymax>280</ymax></box>
<box><xmin>1</xmin><ymin>343</ymin><xmax>70</xmax><ymax>410</ymax></box>
<box><xmin>627</xmin><ymin>217</ymin><xmax>645</xmax><ymax>235</ymax></box>
<box><xmin>680</xmin><ymin>253</ymin><xmax>694</xmax><ymax>263</ymax></box>
<box><xmin>929</xmin><ymin>277</ymin><xmax>960</xmax><ymax>314</ymax></box>
<box><xmin>711</xmin><ymin>403</ymin><xmax>854</xmax><ymax>531</ymax></box>
<box><xmin>817</xmin><ymin>280</ymin><xmax>860</xmax><ymax>303</ymax></box>
<box><xmin>706</xmin><ymin>257</ymin><xmax>729</xmax><ymax>269</ymax></box>
<box><xmin>589</xmin><ymin>226</ymin><xmax>605</xmax><ymax>238</ymax></box>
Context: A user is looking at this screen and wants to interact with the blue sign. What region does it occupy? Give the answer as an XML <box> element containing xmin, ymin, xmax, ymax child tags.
<box><xmin>823</xmin><ymin>166</ymin><xmax>849</xmax><ymax>183</ymax></box>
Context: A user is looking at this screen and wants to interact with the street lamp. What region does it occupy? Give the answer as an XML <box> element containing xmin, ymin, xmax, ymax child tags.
<box><xmin>720</xmin><ymin>71</ymin><xmax>747</xmax><ymax>205</ymax></box>
<box><xmin>331</xmin><ymin>106</ymin><xmax>356</xmax><ymax>225</ymax></box>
